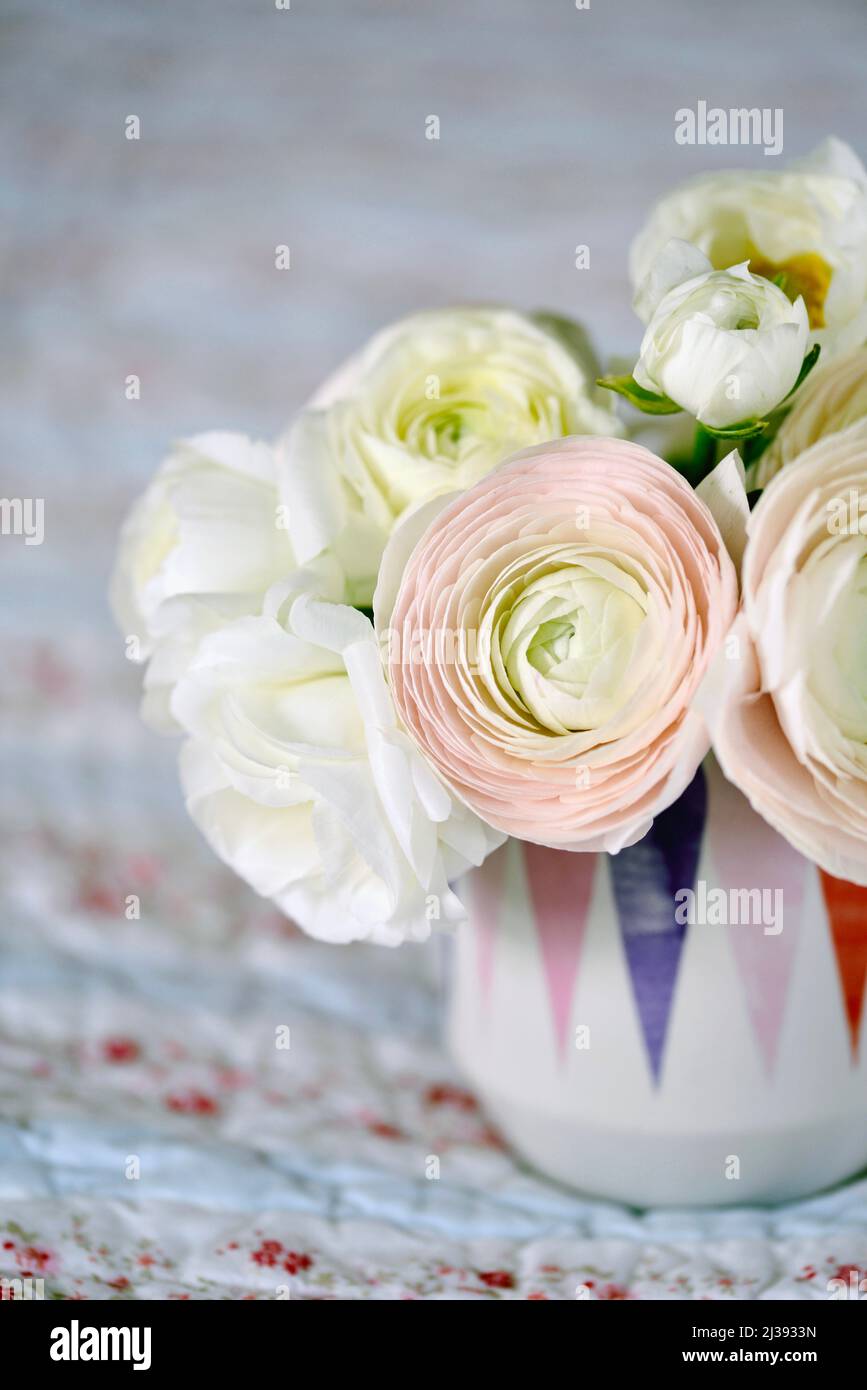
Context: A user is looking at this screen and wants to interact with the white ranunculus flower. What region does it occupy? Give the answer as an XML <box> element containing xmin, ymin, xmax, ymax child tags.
<box><xmin>110</xmin><ymin>432</ymin><xmax>295</xmax><ymax>731</ymax></box>
<box><xmin>171</xmin><ymin>558</ymin><xmax>503</xmax><ymax>945</ymax></box>
<box><xmin>633</xmin><ymin>241</ymin><xmax>809</xmax><ymax>429</ymax></box>
<box><xmin>279</xmin><ymin>306</ymin><xmax>621</xmax><ymax>605</ymax></box>
<box><xmin>630</xmin><ymin>137</ymin><xmax>867</xmax><ymax>358</ymax></box>
<box><xmin>748</xmin><ymin>344</ymin><xmax>867</xmax><ymax>489</ymax></box>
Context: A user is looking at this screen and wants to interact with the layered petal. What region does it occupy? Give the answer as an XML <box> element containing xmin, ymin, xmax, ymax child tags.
<box><xmin>633</xmin><ymin>247</ymin><xmax>809</xmax><ymax>429</ymax></box>
<box><xmin>630</xmin><ymin>137</ymin><xmax>867</xmax><ymax>358</ymax></box>
<box><xmin>750</xmin><ymin>344</ymin><xmax>867</xmax><ymax>488</ymax></box>
<box><xmin>279</xmin><ymin>307</ymin><xmax>620</xmax><ymax>604</ymax></box>
<box><xmin>110</xmin><ymin>432</ymin><xmax>295</xmax><ymax>730</ymax></box>
<box><xmin>709</xmin><ymin>419</ymin><xmax>867</xmax><ymax>882</ymax></box>
<box><xmin>377</xmin><ymin>436</ymin><xmax>740</xmax><ymax>851</ymax></box>
<box><xmin>172</xmin><ymin>560</ymin><xmax>503</xmax><ymax>945</ymax></box>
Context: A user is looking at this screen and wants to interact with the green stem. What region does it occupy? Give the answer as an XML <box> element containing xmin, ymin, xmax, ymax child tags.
<box><xmin>687</xmin><ymin>424</ymin><xmax>718</xmax><ymax>487</ymax></box>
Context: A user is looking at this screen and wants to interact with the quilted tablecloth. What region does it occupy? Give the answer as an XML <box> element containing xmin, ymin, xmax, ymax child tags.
<box><xmin>2</xmin><ymin>635</ymin><xmax>867</xmax><ymax>1301</ymax></box>
<box><xmin>4</xmin><ymin>0</ymin><xmax>867</xmax><ymax>1301</ymax></box>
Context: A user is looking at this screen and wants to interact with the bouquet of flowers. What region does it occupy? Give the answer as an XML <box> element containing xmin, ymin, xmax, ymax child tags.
<box><xmin>112</xmin><ymin>136</ymin><xmax>867</xmax><ymax>946</ymax></box>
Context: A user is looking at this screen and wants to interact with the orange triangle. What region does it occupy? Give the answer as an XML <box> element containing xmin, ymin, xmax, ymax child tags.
<box><xmin>819</xmin><ymin>872</ymin><xmax>867</xmax><ymax>1057</ymax></box>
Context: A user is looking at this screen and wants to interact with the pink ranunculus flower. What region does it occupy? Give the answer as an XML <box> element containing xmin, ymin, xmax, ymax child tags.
<box><xmin>375</xmin><ymin>436</ymin><xmax>741</xmax><ymax>851</ymax></box>
<box><xmin>707</xmin><ymin>418</ymin><xmax>867</xmax><ymax>884</ymax></box>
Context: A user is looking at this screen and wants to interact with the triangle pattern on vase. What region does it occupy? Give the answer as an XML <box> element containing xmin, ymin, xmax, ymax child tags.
<box><xmin>608</xmin><ymin>766</ymin><xmax>707</xmax><ymax>1084</ymax></box>
<box><xmin>819</xmin><ymin>871</ymin><xmax>867</xmax><ymax>1058</ymax></box>
<box><xmin>522</xmin><ymin>841</ymin><xmax>596</xmax><ymax>1062</ymax></box>
<box><xmin>708</xmin><ymin>767</ymin><xmax>804</xmax><ymax>1076</ymax></box>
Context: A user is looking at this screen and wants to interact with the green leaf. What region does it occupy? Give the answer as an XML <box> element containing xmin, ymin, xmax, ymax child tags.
<box><xmin>784</xmin><ymin>342</ymin><xmax>821</xmax><ymax>401</ymax></box>
<box><xmin>596</xmin><ymin>375</ymin><xmax>682</xmax><ymax>415</ymax></box>
<box><xmin>699</xmin><ymin>418</ymin><xmax>769</xmax><ymax>441</ymax></box>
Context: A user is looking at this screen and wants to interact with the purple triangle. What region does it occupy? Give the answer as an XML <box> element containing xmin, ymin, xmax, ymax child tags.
<box><xmin>608</xmin><ymin>767</ymin><xmax>707</xmax><ymax>1083</ymax></box>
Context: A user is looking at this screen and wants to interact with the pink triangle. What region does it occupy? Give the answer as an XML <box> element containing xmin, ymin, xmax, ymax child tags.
<box><xmin>522</xmin><ymin>843</ymin><xmax>596</xmax><ymax>1061</ymax></box>
<box><xmin>709</xmin><ymin>767</ymin><xmax>803</xmax><ymax>1075</ymax></box>
<box><xmin>469</xmin><ymin>843</ymin><xmax>508</xmax><ymax>1010</ymax></box>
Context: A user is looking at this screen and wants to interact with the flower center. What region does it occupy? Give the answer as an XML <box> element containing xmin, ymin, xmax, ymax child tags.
<box><xmin>389</xmin><ymin>367</ymin><xmax>568</xmax><ymax>467</ymax></box>
<box><xmin>747</xmin><ymin>248</ymin><xmax>832</xmax><ymax>329</ymax></box>
<box><xmin>494</xmin><ymin>565</ymin><xmax>650</xmax><ymax>734</ymax></box>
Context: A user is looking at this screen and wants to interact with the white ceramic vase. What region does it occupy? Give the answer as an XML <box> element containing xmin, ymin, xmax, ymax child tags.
<box><xmin>448</xmin><ymin>756</ymin><xmax>867</xmax><ymax>1207</ymax></box>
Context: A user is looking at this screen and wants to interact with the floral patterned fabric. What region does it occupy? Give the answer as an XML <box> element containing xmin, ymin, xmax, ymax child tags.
<box><xmin>5</xmin><ymin>1201</ymin><xmax>867</xmax><ymax>1301</ymax></box>
<box><xmin>2</xmin><ymin>639</ymin><xmax>867</xmax><ymax>1300</ymax></box>
<box><xmin>4</xmin><ymin>0</ymin><xmax>867</xmax><ymax>1304</ymax></box>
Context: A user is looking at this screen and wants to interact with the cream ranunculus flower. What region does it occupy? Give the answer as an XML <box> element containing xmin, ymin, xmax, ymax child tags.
<box><xmin>707</xmin><ymin>418</ymin><xmax>867</xmax><ymax>884</ymax></box>
<box><xmin>630</xmin><ymin>137</ymin><xmax>867</xmax><ymax>357</ymax></box>
<box><xmin>749</xmin><ymin>344</ymin><xmax>867</xmax><ymax>488</ymax></box>
<box><xmin>633</xmin><ymin>241</ymin><xmax>809</xmax><ymax>429</ymax></box>
<box><xmin>171</xmin><ymin>558</ymin><xmax>503</xmax><ymax>945</ymax></box>
<box><xmin>110</xmin><ymin>432</ymin><xmax>295</xmax><ymax>732</ymax></box>
<box><xmin>279</xmin><ymin>307</ymin><xmax>621</xmax><ymax>605</ymax></box>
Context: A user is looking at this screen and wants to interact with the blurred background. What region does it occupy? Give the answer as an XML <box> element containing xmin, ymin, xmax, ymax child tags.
<box><xmin>2</xmin><ymin>0</ymin><xmax>867</xmax><ymax>1300</ymax></box>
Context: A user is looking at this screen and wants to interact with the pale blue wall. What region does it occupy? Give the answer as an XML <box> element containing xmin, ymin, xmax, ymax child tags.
<box><xmin>3</xmin><ymin>0</ymin><xmax>865</xmax><ymax>623</ymax></box>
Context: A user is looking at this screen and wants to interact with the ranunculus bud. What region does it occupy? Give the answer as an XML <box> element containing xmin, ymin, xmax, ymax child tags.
<box><xmin>633</xmin><ymin>241</ymin><xmax>809</xmax><ymax>430</ymax></box>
